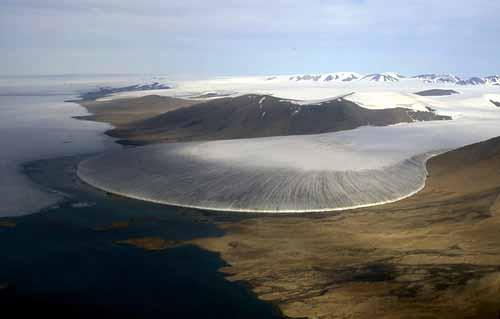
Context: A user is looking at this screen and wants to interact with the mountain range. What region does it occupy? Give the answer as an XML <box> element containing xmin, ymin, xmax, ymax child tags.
<box><xmin>278</xmin><ymin>72</ymin><xmax>500</xmax><ymax>85</ymax></box>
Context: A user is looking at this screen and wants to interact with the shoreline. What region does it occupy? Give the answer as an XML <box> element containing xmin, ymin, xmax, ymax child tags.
<box><xmin>0</xmin><ymin>94</ymin><xmax>115</xmax><ymax>218</ymax></box>
<box><xmin>67</xmin><ymin>92</ymin><xmax>500</xmax><ymax>317</ymax></box>
<box><xmin>10</xmin><ymin>154</ymin><xmax>285</xmax><ymax>319</ymax></box>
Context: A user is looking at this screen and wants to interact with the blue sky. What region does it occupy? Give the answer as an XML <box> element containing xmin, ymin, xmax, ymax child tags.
<box><xmin>1</xmin><ymin>0</ymin><xmax>499</xmax><ymax>77</ymax></box>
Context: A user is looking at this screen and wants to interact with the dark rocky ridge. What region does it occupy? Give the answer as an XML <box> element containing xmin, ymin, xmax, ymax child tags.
<box><xmin>490</xmin><ymin>100</ymin><xmax>500</xmax><ymax>107</ymax></box>
<box><xmin>104</xmin><ymin>94</ymin><xmax>450</xmax><ymax>144</ymax></box>
<box><xmin>414</xmin><ymin>89</ymin><xmax>460</xmax><ymax>96</ymax></box>
<box><xmin>73</xmin><ymin>82</ymin><xmax>171</xmax><ymax>101</ymax></box>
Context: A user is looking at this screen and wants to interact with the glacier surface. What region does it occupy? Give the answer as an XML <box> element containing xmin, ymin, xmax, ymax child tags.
<box><xmin>78</xmin><ymin>118</ymin><xmax>500</xmax><ymax>213</ymax></box>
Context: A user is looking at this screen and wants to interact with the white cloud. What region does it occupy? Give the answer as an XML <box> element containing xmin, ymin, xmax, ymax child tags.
<box><xmin>1</xmin><ymin>0</ymin><xmax>499</xmax><ymax>75</ymax></box>
<box><xmin>3</xmin><ymin>0</ymin><xmax>499</xmax><ymax>36</ymax></box>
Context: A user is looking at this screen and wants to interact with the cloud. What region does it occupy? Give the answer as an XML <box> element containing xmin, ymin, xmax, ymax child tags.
<box><xmin>1</xmin><ymin>0</ymin><xmax>499</xmax><ymax>76</ymax></box>
<box><xmin>4</xmin><ymin>0</ymin><xmax>499</xmax><ymax>35</ymax></box>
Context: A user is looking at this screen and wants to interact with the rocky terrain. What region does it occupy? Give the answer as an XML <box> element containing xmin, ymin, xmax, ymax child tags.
<box><xmin>414</xmin><ymin>89</ymin><xmax>460</xmax><ymax>96</ymax></box>
<box><xmin>192</xmin><ymin>136</ymin><xmax>500</xmax><ymax>319</ymax></box>
<box><xmin>491</xmin><ymin>100</ymin><xmax>500</xmax><ymax>107</ymax></box>
<box><xmin>87</xmin><ymin>94</ymin><xmax>449</xmax><ymax>145</ymax></box>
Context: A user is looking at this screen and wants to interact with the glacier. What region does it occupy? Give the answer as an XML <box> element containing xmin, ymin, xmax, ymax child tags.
<box><xmin>75</xmin><ymin>75</ymin><xmax>500</xmax><ymax>213</ymax></box>
<box><xmin>78</xmin><ymin>118</ymin><xmax>500</xmax><ymax>213</ymax></box>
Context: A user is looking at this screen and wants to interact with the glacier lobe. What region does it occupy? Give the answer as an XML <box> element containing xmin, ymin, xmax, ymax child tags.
<box><xmin>77</xmin><ymin>119</ymin><xmax>500</xmax><ymax>213</ymax></box>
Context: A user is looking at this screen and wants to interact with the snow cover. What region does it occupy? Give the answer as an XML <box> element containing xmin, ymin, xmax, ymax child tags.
<box><xmin>102</xmin><ymin>74</ymin><xmax>500</xmax><ymax>118</ymax></box>
<box><xmin>345</xmin><ymin>91</ymin><xmax>429</xmax><ymax>111</ymax></box>
<box><xmin>92</xmin><ymin>72</ymin><xmax>500</xmax><ymax>104</ymax></box>
<box><xmin>77</xmin><ymin>74</ymin><xmax>500</xmax><ymax>213</ymax></box>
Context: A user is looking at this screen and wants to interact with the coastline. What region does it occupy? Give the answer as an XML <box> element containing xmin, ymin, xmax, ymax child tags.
<box><xmin>0</xmin><ymin>94</ymin><xmax>114</xmax><ymax>218</ymax></box>
<box><xmin>68</xmin><ymin>92</ymin><xmax>500</xmax><ymax>318</ymax></box>
<box><xmin>0</xmin><ymin>90</ymin><xmax>284</xmax><ymax>318</ymax></box>
<box><xmin>4</xmin><ymin>154</ymin><xmax>284</xmax><ymax>319</ymax></box>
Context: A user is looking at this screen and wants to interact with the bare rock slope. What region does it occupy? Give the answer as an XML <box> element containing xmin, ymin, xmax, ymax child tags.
<box><xmin>103</xmin><ymin>94</ymin><xmax>449</xmax><ymax>144</ymax></box>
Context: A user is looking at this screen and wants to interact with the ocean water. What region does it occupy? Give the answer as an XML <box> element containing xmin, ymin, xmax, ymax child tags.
<box><xmin>0</xmin><ymin>156</ymin><xmax>281</xmax><ymax>318</ymax></box>
<box><xmin>0</xmin><ymin>75</ymin><xmax>282</xmax><ymax>318</ymax></box>
<box><xmin>0</xmin><ymin>95</ymin><xmax>115</xmax><ymax>217</ymax></box>
<box><xmin>0</xmin><ymin>74</ymin><xmax>144</xmax><ymax>217</ymax></box>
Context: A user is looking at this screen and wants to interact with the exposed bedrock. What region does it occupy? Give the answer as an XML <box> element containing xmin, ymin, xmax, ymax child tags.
<box><xmin>414</xmin><ymin>89</ymin><xmax>460</xmax><ymax>96</ymax></box>
<box><xmin>102</xmin><ymin>94</ymin><xmax>449</xmax><ymax>144</ymax></box>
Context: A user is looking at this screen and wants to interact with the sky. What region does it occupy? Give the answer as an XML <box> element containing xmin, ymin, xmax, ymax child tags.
<box><xmin>1</xmin><ymin>0</ymin><xmax>499</xmax><ymax>78</ymax></box>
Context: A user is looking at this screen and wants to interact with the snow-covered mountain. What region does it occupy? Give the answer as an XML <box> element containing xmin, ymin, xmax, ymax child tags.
<box><xmin>289</xmin><ymin>74</ymin><xmax>323</xmax><ymax>81</ymax></box>
<box><xmin>412</xmin><ymin>74</ymin><xmax>461</xmax><ymax>84</ymax></box>
<box><xmin>288</xmin><ymin>72</ymin><xmax>361</xmax><ymax>82</ymax></box>
<box><xmin>360</xmin><ymin>72</ymin><xmax>404</xmax><ymax>82</ymax></box>
<box><xmin>268</xmin><ymin>72</ymin><xmax>500</xmax><ymax>86</ymax></box>
<box><xmin>414</xmin><ymin>74</ymin><xmax>500</xmax><ymax>86</ymax></box>
<box><xmin>323</xmin><ymin>72</ymin><xmax>361</xmax><ymax>82</ymax></box>
<box><xmin>457</xmin><ymin>77</ymin><xmax>485</xmax><ymax>86</ymax></box>
<box><xmin>484</xmin><ymin>75</ymin><xmax>500</xmax><ymax>85</ymax></box>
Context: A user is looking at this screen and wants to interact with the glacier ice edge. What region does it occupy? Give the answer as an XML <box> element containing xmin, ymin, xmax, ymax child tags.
<box><xmin>76</xmin><ymin>149</ymin><xmax>439</xmax><ymax>214</ymax></box>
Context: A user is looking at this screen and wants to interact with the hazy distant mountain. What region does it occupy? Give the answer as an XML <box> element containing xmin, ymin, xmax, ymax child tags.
<box><xmin>412</xmin><ymin>74</ymin><xmax>462</xmax><ymax>84</ymax></box>
<box><xmin>362</xmin><ymin>72</ymin><xmax>405</xmax><ymax>82</ymax></box>
<box><xmin>484</xmin><ymin>75</ymin><xmax>500</xmax><ymax>85</ymax></box>
<box><xmin>77</xmin><ymin>82</ymin><xmax>171</xmax><ymax>101</ymax></box>
<box><xmin>457</xmin><ymin>77</ymin><xmax>486</xmax><ymax>85</ymax></box>
<box><xmin>288</xmin><ymin>72</ymin><xmax>361</xmax><ymax>82</ymax></box>
<box><xmin>323</xmin><ymin>72</ymin><xmax>361</xmax><ymax>82</ymax></box>
<box><xmin>275</xmin><ymin>72</ymin><xmax>500</xmax><ymax>86</ymax></box>
<box><xmin>418</xmin><ymin>74</ymin><xmax>500</xmax><ymax>86</ymax></box>
<box><xmin>289</xmin><ymin>74</ymin><xmax>323</xmax><ymax>81</ymax></box>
